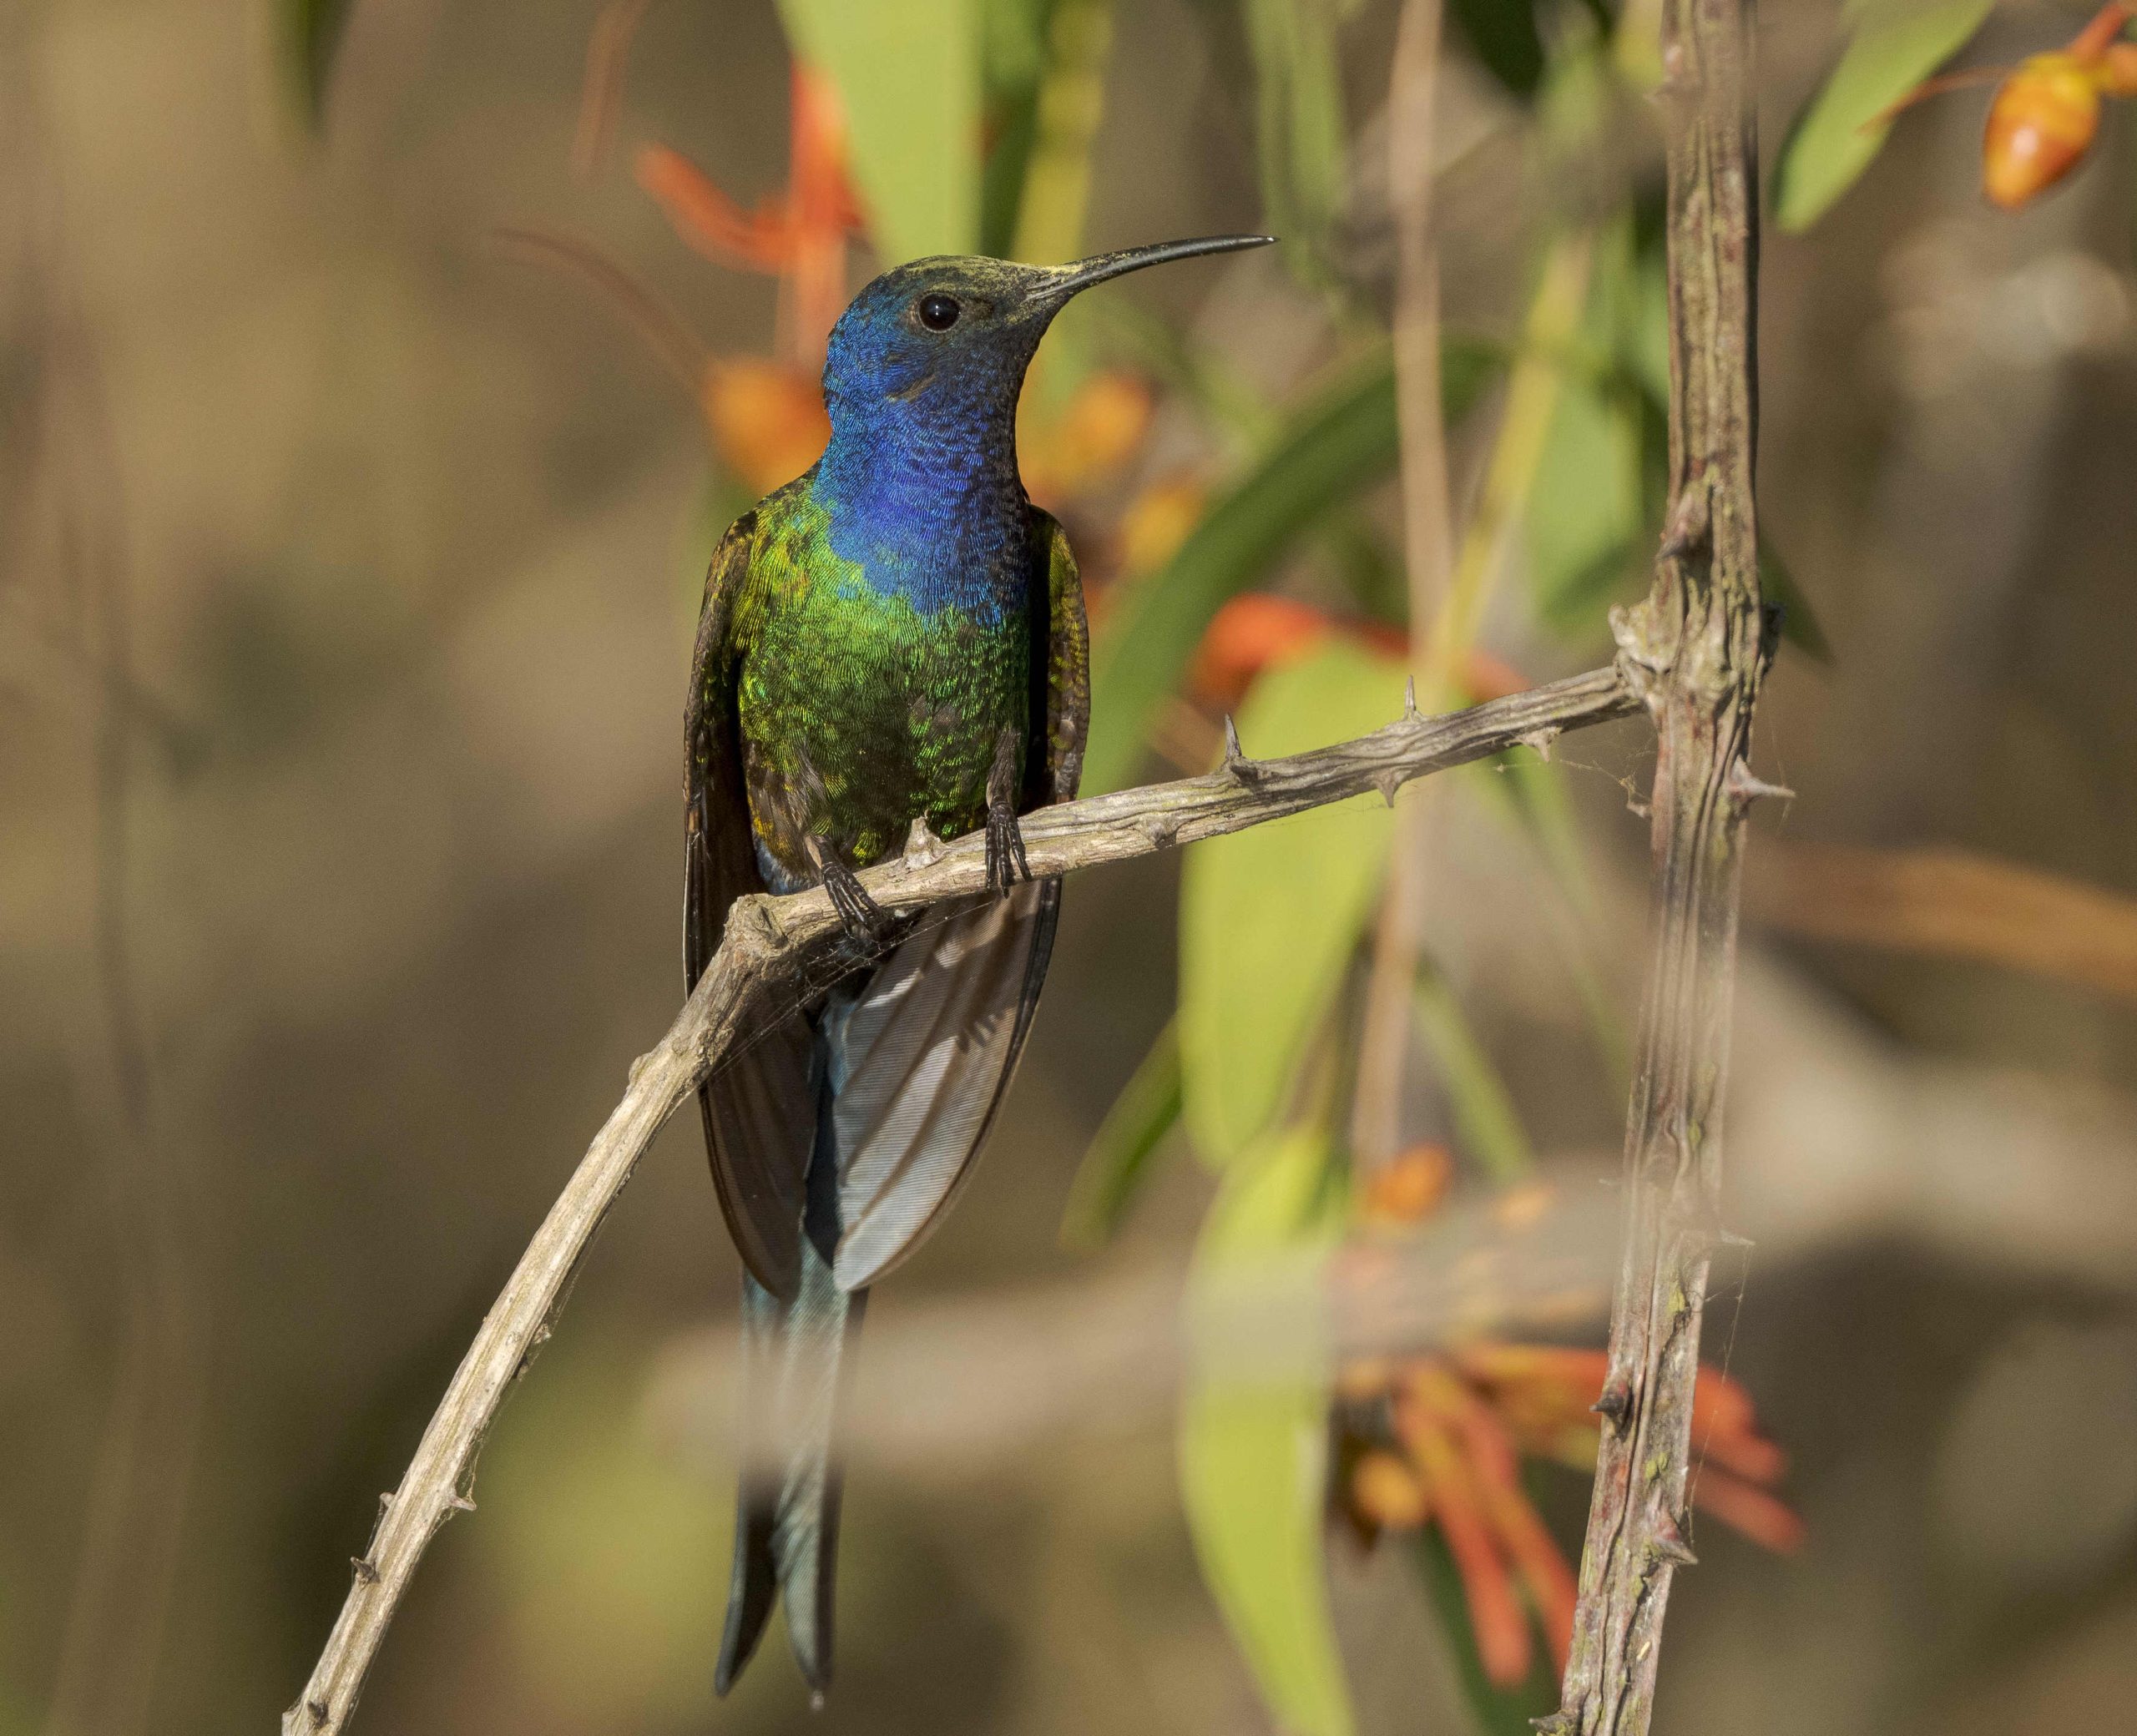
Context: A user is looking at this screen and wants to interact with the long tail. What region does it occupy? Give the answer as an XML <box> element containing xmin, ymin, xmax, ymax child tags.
<box><xmin>715</xmin><ymin>1239</ymin><xmax>867</xmax><ymax>1700</ymax></box>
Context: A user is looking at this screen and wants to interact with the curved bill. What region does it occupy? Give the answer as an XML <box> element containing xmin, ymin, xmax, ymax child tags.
<box><xmin>1035</xmin><ymin>234</ymin><xmax>1276</xmax><ymax>306</ymax></box>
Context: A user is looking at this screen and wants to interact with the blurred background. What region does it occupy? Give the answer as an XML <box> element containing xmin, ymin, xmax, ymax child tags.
<box><xmin>6</xmin><ymin>1</ymin><xmax>2137</xmax><ymax>1733</ymax></box>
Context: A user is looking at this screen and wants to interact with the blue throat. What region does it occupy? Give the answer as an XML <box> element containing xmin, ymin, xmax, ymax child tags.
<box><xmin>811</xmin><ymin>365</ymin><xmax>1033</xmax><ymax>623</ymax></box>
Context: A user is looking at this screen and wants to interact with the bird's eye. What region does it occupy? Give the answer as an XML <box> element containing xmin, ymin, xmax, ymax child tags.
<box><xmin>917</xmin><ymin>294</ymin><xmax>962</xmax><ymax>331</ymax></box>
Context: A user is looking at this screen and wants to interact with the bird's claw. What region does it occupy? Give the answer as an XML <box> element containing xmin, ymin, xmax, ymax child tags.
<box><xmin>821</xmin><ymin>857</ymin><xmax>892</xmax><ymax>946</ymax></box>
<box><xmin>984</xmin><ymin>805</ymin><xmax>1030</xmax><ymax>896</ymax></box>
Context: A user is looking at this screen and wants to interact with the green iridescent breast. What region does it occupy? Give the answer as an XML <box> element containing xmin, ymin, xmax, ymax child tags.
<box><xmin>733</xmin><ymin>487</ymin><xmax>1033</xmax><ymax>880</ymax></box>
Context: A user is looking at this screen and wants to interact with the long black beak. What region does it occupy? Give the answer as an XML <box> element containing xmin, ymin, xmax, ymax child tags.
<box><xmin>1032</xmin><ymin>234</ymin><xmax>1276</xmax><ymax>308</ymax></box>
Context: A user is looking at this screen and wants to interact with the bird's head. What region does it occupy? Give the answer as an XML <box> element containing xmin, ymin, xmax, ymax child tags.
<box><xmin>821</xmin><ymin>235</ymin><xmax>1273</xmax><ymax>431</ymax></box>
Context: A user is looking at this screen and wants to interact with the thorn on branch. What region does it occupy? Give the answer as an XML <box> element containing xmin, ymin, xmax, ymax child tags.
<box><xmin>306</xmin><ymin>1701</ymin><xmax>330</xmax><ymax>1728</ymax></box>
<box><xmin>1221</xmin><ymin>715</ymin><xmax>1263</xmax><ymax>785</ymax></box>
<box><xmin>1140</xmin><ymin>811</ymin><xmax>1180</xmax><ymax>848</ymax></box>
<box><xmin>1375</xmin><ymin>770</ymin><xmax>1404</xmax><ymax>808</ymax></box>
<box><xmin>1518</xmin><ymin>727</ymin><xmax>1559</xmax><ymax>762</ymax></box>
<box><xmin>351</xmin><ymin>1557</ymin><xmax>379</xmax><ymax>1585</ymax></box>
<box><xmin>1726</xmin><ymin>762</ymin><xmax>1794</xmax><ymax>807</ymax></box>
<box><xmin>447</xmin><ymin>1492</ymin><xmax>476</xmax><ymax>1514</ymax></box>
<box><xmin>902</xmin><ymin>815</ymin><xmax>947</xmax><ymax>867</ymax></box>
<box><xmin>1649</xmin><ymin>1510</ymin><xmax>1699</xmax><ymax>1568</ymax></box>
<box><xmin>1593</xmin><ymin>1374</ymin><xmax>1634</xmax><ymax>1432</ymax></box>
<box><xmin>1403</xmin><ymin>676</ymin><xmax>1422</xmax><ymax>722</ymax></box>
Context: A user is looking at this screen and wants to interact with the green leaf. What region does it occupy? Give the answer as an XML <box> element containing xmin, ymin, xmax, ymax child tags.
<box><xmin>277</xmin><ymin>0</ymin><xmax>356</xmax><ymax>125</ymax></box>
<box><xmin>1448</xmin><ymin>0</ymin><xmax>1545</xmax><ymax>98</ymax></box>
<box><xmin>1083</xmin><ymin>339</ymin><xmax>1498</xmax><ymax>796</ymax></box>
<box><xmin>1179</xmin><ymin>643</ymin><xmax>1407</xmax><ymax>1166</ymax></box>
<box><xmin>1523</xmin><ymin>371</ymin><xmax>1643</xmax><ymax>628</ymax></box>
<box><xmin>1059</xmin><ymin>1017</ymin><xmax>1182</xmax><ymax>1248</ymax></box>
<box><xmin>777</xmin><ymin>0</ymin><xmax>982</xmax><ymax>260</ymax></box>
<box><xmin>1180</xmin><ymin>1128</ymin><xmax>1353</xmax><ymax>1736</ymax></box>
<box><xmin>979</xmin><ymin>0</ymin><xmax>1053</xmax><ymax>258</ymax></box>
<box><xmin>1488</xmin><ymin>754</ymin><xmax>1631</xmax><ymax>1089</ymax></box>
<box><xmin>1772</xmin><ymin>0</ymin><xmax>1997</xmax><ymax>232</ymax></box>
<box><xmin>1412</xmin><ymin>966</ymin><xmax>1533</xmax><ymax>1183</ymax></box>
<box><xmin>1244</xmin><ymin>0</ymin><xmax>1358</xmax><ymax>288</ymax></box>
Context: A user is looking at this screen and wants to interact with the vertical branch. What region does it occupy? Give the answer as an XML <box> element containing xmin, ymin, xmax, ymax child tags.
<box><xmin>1351</xmin><ymin>0</ymin><xmax>1449</xmax><ymax>1168</ymax></box>
<box><xmin>1546</xmin><ymin>2</ymin><xmax>1770</xmax><ymax>1733</ymax></box>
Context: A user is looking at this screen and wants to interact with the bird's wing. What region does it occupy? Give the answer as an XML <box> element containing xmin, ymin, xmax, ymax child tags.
<box><xmin>826</xmin><ymin>511</ymin><xmax>1089</xmax><ymax>1290</ymax></box>
<box><xmin>688</xmin><ymin>505</ymin><xmax>817</xmax><ymax>1302</ymax></box>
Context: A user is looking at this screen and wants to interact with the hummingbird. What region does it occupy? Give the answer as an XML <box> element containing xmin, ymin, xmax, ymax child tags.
<box><xmin>685</xmin><ymin>233</ymin><xmax>1272</xmax><ymax>1698</ymax></box>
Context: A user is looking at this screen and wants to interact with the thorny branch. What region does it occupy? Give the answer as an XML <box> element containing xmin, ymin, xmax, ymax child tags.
<box><xmin>1543</xmin><ymin>2</ymin><xmax>1771</xmax><ymax>1734</ymax></box>
<box><xmin>282</xmin><ymin>664</ymin><xmax>1639</xmax><ymax>1736</ymax></box>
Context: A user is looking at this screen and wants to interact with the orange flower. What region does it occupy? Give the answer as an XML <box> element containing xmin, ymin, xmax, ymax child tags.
<box><xmin>1188</xmin><ymin>593</ymin><xmax>1528</xmax><ymax>711</ymax></box>
<box><xmin>1114</xmin><ymin>476</ymin><xmax>1207</xmax><ymax>578</ymax></box>
<box><xmin>636</xmin><ymin>63</ymin><xmax>867</xmax><ymax>365</ymax></box>
<box><xmin>1019</xmin><ymin>371</ymin><xmax>1154</xmax><ymax>507</ymax></box>
<box><xmin>1189</xmin><ymin>595</ymin><xmax>1405</xmax><ymax>708</ymax></box>
<box><xmin>1358</xmin><ymin>1144</ymin><xmax>1454</xmax><ymax>1229</ymax></box>
<box><xmin>1886</xmin><ymin>3</ymin><xmax>2137</xmax><ymax>212</ymax></box>
<box><xmin>1336</xmin><ymin>1310</ymin><xmax>1799</xmax><ymax>1688</ymax></box>
<box><xmin>1336</xmin><ymin>1341</ymin><xmax>1799</xmax><ymax>1684</ymax></box>
<box><xmin>701</xmin><ymin>359</ymin><xmax>831</xmax><ymax>497</ymax></box>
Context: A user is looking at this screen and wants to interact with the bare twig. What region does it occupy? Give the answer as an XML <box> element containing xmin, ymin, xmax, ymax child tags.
<box><xmin>1745</xmin><ymin>839</ymin><xmax>2137</xmax><ymax>1007</ymax></box>
<box><xmin>1543</xmin><ymin>3</ymin><xmax>1769</xmax><ymax>1734</ymax></box>
<box><xmin>490</xmin><ymin>225</ymin><xmax>711</xmax><ymax>394</ymax></box>
<box><xmin>1352</xmin><ymin>0</ymin><xmax>1450</xmax><ymax>1169</ymax></box>
<box><xmin>282</xmin><ymin>664</ymin><xmax>1639</xmax><ymax>1736</ymax></box>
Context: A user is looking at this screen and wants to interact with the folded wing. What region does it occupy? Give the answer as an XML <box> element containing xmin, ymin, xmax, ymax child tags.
<box><xmin>821</xmin><ymin>509</ymin><xmax>1090</xmax><ymax>1290</ymax></box>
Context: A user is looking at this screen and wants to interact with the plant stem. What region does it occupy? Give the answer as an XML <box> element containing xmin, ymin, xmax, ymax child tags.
<box><xmin>1543</xmin><ymin>2</ymin><xmax>1770</xmax><ymax>1732</ymax></box>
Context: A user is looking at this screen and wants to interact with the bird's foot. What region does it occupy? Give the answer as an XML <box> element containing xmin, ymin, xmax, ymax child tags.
<box><xmin>810</xmin><ymin>840</ymin><xmax>893</xmax><ymax>946</ymax></box>
<box><xmin>984</xmin><ymin>803</ymin><xmax>1030</xmax><ymax>896</ymax></box>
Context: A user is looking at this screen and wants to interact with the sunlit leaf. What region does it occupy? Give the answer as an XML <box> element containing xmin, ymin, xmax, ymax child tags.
<box><xmin>1083</xmin><ymin>340</ymin><xmax>1498</xmax><ymax>795</ymax></box>
<box><xmin>776</xmin><ymin>0</ymin><xmax>981</xmax><ymax>260</ymax></box>
<box><xmin>1180</xmin><ymin>1128</ymin><xmax>1352</xmax><ymax>1736</ymax></box>
<box><xmin>1179</xmin><ymin>642</ymin><xmax>1407</xmax><ymax>1166</ymax></box>
<box><xmin>277</xmin><ymin>0</ymin><xmax>356</xmax><ymax>125</ymax></box>
<box><xmin>1059</xmin><ymin>1017</ymin><xmax>1182</xmax><ymax>1248</ymax></box>
<box><xmin>1772</xmin><ymin>0</ymin><xmax>1997</xmax><ymax>232</ymax></box>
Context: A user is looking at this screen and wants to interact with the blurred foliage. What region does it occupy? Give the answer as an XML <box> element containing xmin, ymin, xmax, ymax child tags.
<box><xmin>1178</xmin><ymin>642</ymin><xmax>1404</xmax><ymax>1165</ymax></box>
<box><xmin>776</xmin><ymin>0</ymin><xmax>983</xmax><ymax>258</ymax></box>
<box><xmin>1083</xmin><ymin>341</ymin><xmax>1498</xmax><ymax>795</ymax></box>
<box><xmin>1243</xmin><ymin>0</ymin><xmax>1362</xmax><ymax>289</ymax></box>
<box><xmin>1447</xmin><ymin>0</ymin><xmax>1546</xmax><ymax>98</ymax></box>
<box><xmin>1772</xmin><ymin>0</ymin><xmax>1998</xmax><ymax>230</ymax></box>
<box><xmin>1179</xmin><ymin>1127</ymin><xmax>1353</xmax><ymax>1736</ymax></box>
<box><xmin>275</xmin><ymin>0</ymin><xmax>356</xmax><ymax>124</ymax></box>
<box><xmin>1058</xmin><ymin>1015</ymin><xmax>1182</xmax><ymax>1248</ymax></box>
<box><xmin>477</xmin><ymin>1332</ymin><xmax>729</xmax><ymax>1728</ymax></box>
<box><xmin>1409</xmin><ymin>1529</ymin><xmax>1559</xmax><ymax>1734</ymax></box>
